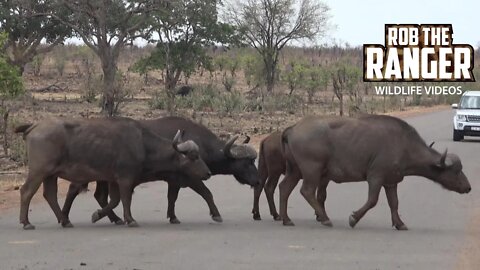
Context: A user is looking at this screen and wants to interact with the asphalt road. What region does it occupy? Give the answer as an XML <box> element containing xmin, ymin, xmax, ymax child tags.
<box><xmin>0</xmin><ymin>109</ymin><xmax>479</xmax><ymax>270</ymax></box>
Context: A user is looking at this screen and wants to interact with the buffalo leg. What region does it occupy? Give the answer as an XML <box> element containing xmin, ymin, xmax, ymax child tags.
<box><xmin>117</xmin><ymin>181</ymin><xmax>137</xmax><ymax>227</ymax></box>
<box><xmin>279</xmin><ymin>168</ymin><xmax>302</xmax><ymax>226</ymax></box>
<box><xmin>349</xmin><ymin>180</ymin><xmax>382</xmax><ymax>228</ymax></box>
<box><xmin>91</xmin><ymin>182</ymin><xmax>121</xmax><ymax>224</ymax></box>
<box><xmin>19</xmin><ymin>173</ymin><xmax>44</xmax><ymax>230</ymax></box>
<box><xmin>264</xmin><ymin>172</ymin><xmax>282</xmax><ymax>221</ymax></box>
<box><xmin>93</xmin><ymin>181</ymin><xmax>123</xmax><ymax>225</ymax></box>
<box><xmin>384</xmin><ymin>184</ymin><xmax>407</xmax><ymax>230</ymax></box>
<box><xmin>62</xmin><ymin>183</ymin><xmax>86</xmax><ymax>221</ymax></box>
<box><xmin>252</xmin><ymin>168</ymin><xmax>267</xmax><ymax>220</ymax></box>
<box><xmin>188</xmin><ymin>181</ymin><xmax>222</xmax><ymax>223</ymax></box>
<box><xmin>42</xmin><ymin>176</ymin><xmax>72</xmax><ymax>228</ymax></box>
<box><xmin>167</xmin><ymin>184</ymin><xmax>181</xmax><ymax>224</ymax></box>
<box><xmin>300</xmin><ymin>171</ymin><xmax>332</xmax><ymax>226</ymax></box>
<box><xmin>315</xmin><ymin>180</ymin><xmax>332</xmax><ymax>226</ymax></box>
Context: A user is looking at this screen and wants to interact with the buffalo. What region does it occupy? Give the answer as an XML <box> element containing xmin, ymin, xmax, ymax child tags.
<box><xmin>252</xmin><ymin>131</ymin><xmax>285</xmax><ymax>221</ymax></box>
<box><xmin>62</xmin><ymin>116</ymin><xmax>259</xmax><ymax>224</ymax></box>
<box><xmin>280</xmin><ymin>114</ymin><xmax>471</xmax><ymax>229</ymax></box>
<box><xmin>15</xmin><ymin>117</ymin><xmax>210</xmax><ymax>230</ymax></box>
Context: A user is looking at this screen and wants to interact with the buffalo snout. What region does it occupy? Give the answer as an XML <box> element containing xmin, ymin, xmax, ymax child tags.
<box><xmin>462</xmin><ymin>183</ymin><xmax>472</xmax><ymax>194</ymax></box>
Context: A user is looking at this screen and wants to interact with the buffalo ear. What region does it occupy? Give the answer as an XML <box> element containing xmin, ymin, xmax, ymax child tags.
<box><xmin>243</xmin><ymin>135</ymin><xmax>250</xmax><ymax>144</ymax></box>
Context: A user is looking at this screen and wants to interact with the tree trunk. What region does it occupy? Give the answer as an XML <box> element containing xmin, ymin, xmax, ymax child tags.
<box><xmin>102</xmin><ymin>60</ymin><xmax>117</xmax><ymax>117</ymax></box>
<box><xmin>165</xmin><ymin>69</ymin><xmax>179</xmax><ymax>114</ymax></box>
<box><xmin>339</xmin><ymin>94</ymin><xmax>344</xmax><ymax>116</ymax></box>
<box><xmin>2</xmin><ymin>108</ymin><xmax>8</xmax><ymax>156</ymax></box>
<box><xmin>265</xmin><ymin>57</ymin><xmax>276</xmax><ymax>94</ymax></box>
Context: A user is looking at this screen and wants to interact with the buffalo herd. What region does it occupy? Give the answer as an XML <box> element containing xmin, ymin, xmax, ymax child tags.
<box><xmin>15</xmin><ymin>114</ymin><xmax>471</xmax><ymax>230</ymax></box>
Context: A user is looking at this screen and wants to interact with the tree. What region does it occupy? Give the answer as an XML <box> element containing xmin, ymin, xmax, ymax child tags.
<box><xmin>330</xmin><ymin>63</ymin><xmax>361</xmax><ymax>116</ymax></box>
<box><xmin>303</xmin><ymin>65</ymin><xmax>328</xmax><ymax>103</ymax></box>
<box><xmin>282</xmin><ymin>61</ymin><xmax>307</xmax><ymax>95</ymax></box>
<box><xmin>0</xmin><ymin>32</ymin><xmax>24</xmax><ymax>156</ymax></box>
<box><xmin>46</xmin><ymin>0</ymin><xmax>163</xmax><ymax>116</ymax></box>
<box><xmin>226</xmin><ymin>0</ymin><xmax>330</xmax><ymax>93</ymax></box>
<box><xmin>0</xmin><ymin>0</ymin><xmax>71</xmax><ymax>74</ymax></box>
<box><xmin>138</xmin><ymin>0</ymin><xmax>236</xmax><ymax>112</ymax></box>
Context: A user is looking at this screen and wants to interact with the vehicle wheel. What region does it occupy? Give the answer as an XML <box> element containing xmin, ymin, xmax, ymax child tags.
<box><xmin>453</xmin><ymin>130</ymin><xmax>464</xmax><ymax>141</ymax></box>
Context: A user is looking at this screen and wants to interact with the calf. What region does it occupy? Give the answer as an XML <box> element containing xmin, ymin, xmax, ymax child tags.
<box><xmin>252</xmin><ymin>131</ymin><xmax>285</xmax><ymax>221</ymax></box>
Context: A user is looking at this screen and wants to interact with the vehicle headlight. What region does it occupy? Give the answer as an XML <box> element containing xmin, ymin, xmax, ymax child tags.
<box><xmin>456</xmin><ymin>114</ymin><xmax>467</xmax><ymax>121</ymax></box>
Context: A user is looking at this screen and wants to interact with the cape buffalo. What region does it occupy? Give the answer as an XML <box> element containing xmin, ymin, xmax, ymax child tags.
<box><xmin>62</xmin><ymin>116</ymin><xmax>259</xmax><ymax>224</ymax></box>
<box><xmin>252</xmin><ymin>131</ymin><xmax>285</xmax><ymax>221</ymax></box>
<box><xmin>280</xmin><ymin>114</ymin><xmax>471</xmax><ymax>229</ymax></box>
<box><xmin>15</xmin><ymin>117</ymin><xmax>210</xmax><ymax>230</ymax></box>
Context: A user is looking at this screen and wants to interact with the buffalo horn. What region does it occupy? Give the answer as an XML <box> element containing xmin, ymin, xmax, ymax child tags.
<box><xmin>224</xmin><ymin>135</ymin><xmax>239</xmax><ymax>157</ymax></box>
<box><xmin>173</xmin><ymin>130</ymin><xmax>184</xmax><ymax>152</ymax></box>
<box><xmin>440</xmin><ymin>149</ymin><xmax>448</xmax><ymax>167</ymax></box>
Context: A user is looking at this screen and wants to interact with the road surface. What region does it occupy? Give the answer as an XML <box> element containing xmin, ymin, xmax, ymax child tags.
<box><xmin>0</xmin><ymin>109</ymin><xmax>479</xmax><ymax>270</ymax></box>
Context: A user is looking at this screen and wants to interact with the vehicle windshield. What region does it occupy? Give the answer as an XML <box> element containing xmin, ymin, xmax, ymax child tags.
<box><xmin>460</xmin><ymin>95</ymin><xmax>480</xmax><ymax>109</ymax></box>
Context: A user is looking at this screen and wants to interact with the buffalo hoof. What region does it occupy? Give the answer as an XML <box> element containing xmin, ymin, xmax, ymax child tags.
<box><xmin>253</xmin><ymin>213</ymin><xmax>261</xmax><ymax>221</ymax></box>
<box><xmin>23</xmin><ymin>224</ymin><xmax>35</xmax><ymax>230</ymax></box>
<box><xmin>169</xmin><ymin>218</ymin><xmax>181</xmax><ymax>224</ymax></box>
<box><xmin>127</xmin><ymin>220</ymin><xmax>139</xmax><ymax>227</ymax></box>
<box><xmin>113</xmin><ymin>220</ymin><xmax>125</xmax><ymax>225</ymax></box>
<box><xmin>61</xmin><ymin>221</ymin><xmax>74</xmax><ymax>228</ymax></box>
<box><xmin>395</xmin><ymin>224</ymin><xmax>408</xmax><ymax>231</ymax></box>
<box><xmin>283</xmin><ymin>220</ymin><xmax>295</xmax><ymax>226</ymax></box>
<box><xmin>91</xmin><ymin>210</ymin><xmax>102</xmax><ymax>223</ymax></box>
<box><xmin>273</xmin><ymin>215</ymin><xmax>282</xmax><ymax>221</ymax></box>
<box><xmin>212</xmin><ymin>215</ymin><xmax>223</xmax><ymax>223</ymax></box>
<box><xmin>349</xmin><ymin>215</ymin><xmax>358</xmax><ymax>228</ymax></box>
<box><xmin>320</xmin><ymin>220</ymin><xmax>333</xmax><ymax>227</ymax></box>
<box><xmin>316</xmin><ymin>215</ymin><xmax>332</xmax><ymax>227</ymax></box>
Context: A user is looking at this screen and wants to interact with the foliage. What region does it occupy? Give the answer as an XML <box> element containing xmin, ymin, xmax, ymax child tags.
<box><xmin>218</xmin><ymin>90</ymin><xmax>244</xmax><ymax>115</ymax></box>
<box><xmin>226</xmin><ymin>0</ymin><xmax>331</xmax><ymax>93</ymax></box>
<box><xmin>0</xmin><ymin>0</ymin><xmax>71</xmax><ymax>73</ymax></box>
<box><xmin>330</xmin><ymin>61</ymin><xmax>362</xmax><ymax>116</ymax></box>
<box><xmin>282</xmin><ymin>61</ymin><xmax>308</xmax><ymax>95</ymax></box>
<box><xmin>50</xmin><ymin>0</ymin><xmax>162</xmax><ymax>116</ymax></box>
<box><xmin>31</xmin><ymin>54</ymin><xmax>44</xmax><ymax>76</ymax></box>
<box><xmin>240</xmin><ymin>53</ymin><xmax>265</xmax><ymax>88</ymax></box>
<box><xmin>262</xmin><ymin>93</ymin><xmax>304</xmax><ymax>114</ymax></box>
<box><xmin>139</xmin><ymin>0</ymin><xmax>237</xmax><ymax>113</ymax></box>
<box><xmin>303</xmin><ymin>65</ymin><xmax>329</xmax><ymax>103</ymax></box>
<box><xmin>0</xmin><ymin>33</ymin><xmax>23</xmax><ymax>101</ymax></box>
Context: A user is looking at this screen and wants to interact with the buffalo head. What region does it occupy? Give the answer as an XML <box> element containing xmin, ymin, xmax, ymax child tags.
<box><xmin>223</xmin><ymin>135</ymin><xmax>259</xmax><ymax>187</ymax></box>
<box><xmin>173</xmin><ymin>130</ymin><xmax>211</xmax><ymax>181</ymax></box>
<box><xmin>432</xmin><ymin>150</ymin><xmax>471</xmax><ymax>194</ymax></box>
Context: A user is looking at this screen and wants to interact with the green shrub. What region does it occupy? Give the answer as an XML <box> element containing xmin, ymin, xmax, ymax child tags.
<box><xmin>217</xmin><ymin>91</ymin><xmax>244</xmax><ymax>115</ymax></box>
<box><xmin>149</xmin><ymin>91</ymin><xmax>169</xmax><ymax>110</ymax></box>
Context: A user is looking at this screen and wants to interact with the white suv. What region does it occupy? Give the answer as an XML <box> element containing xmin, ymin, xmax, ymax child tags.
<box><xmin>452</xmin><ymin>91</ymin><xmax>480</xmax><ymax>141</ymax></box>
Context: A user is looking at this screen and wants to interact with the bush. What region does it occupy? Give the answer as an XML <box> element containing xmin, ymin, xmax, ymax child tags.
<box><xmin>9</xmin><ymin>136</ymin><xmax>27</xmax><ymax>165</ymax></box>
<box><xmin>31</xmin><ymin>55</ymin><xmax>44</xmax><ymax>76</ymax></box>
<box><xmin>149</xmin><ymin>91</ymin><xmax>169</xmax><ymax>110</ymax></box>
<box><xmin>217</xmin><ymin>90</ymin><xmax>244</xmax><ymax>115</ymax></box>
<box><xmin>263</xmin><ymin>94</ymin><xmax>303</xmax><ymax>114</ymax></box>
<box><xmin>82</xmin><ymin>75</ymin><xmax>101</xmax><ymax>103</ymax></box>
<box><xmin>54</xmin><ymin>55</ymin><xmax>66</xmax><ymax>77</ymax></box>
<box><xmin>176</xmin><ymin>84</ymin><xmax>219</xmax><ymax>111</ymax></box>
